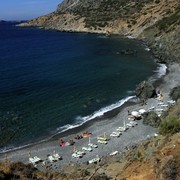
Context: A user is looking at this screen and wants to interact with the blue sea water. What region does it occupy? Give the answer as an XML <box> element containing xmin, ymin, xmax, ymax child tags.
<box><xmin>0</xmin><ymin>22</ymin><xmax>158</xmax><ymax>151</ymax></box>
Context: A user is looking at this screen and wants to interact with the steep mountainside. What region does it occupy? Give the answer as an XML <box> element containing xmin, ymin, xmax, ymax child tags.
<box><xmin>19</xmin><ymin>0</ymin><xmax>180</xmax><ymax>64</ymax></box>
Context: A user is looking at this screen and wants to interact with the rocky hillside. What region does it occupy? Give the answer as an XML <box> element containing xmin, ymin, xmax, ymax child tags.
<box><xmin>19</xmin><ymin>0</ymin><xmax>180</xmax><ymax>64</ymax></box>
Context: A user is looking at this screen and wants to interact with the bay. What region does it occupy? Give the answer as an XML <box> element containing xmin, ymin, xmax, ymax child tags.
<box><xmin>0</xmin><ymin>22</ymin><xmax>157</xmax><ymax>151</ymax></box>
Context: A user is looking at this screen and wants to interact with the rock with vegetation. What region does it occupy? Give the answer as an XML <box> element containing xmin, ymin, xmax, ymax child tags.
<box><xmin>135</xmin><ymin>81</ymin><xmax>156</xmax><ymax>100</ymax></box>
<box><xmin>143</xmin><ymin>111</ymin><xmax>161</xmax><ymax>127</ymax></box>
<box><xmin>159</xmin><ymin>104</ymin><xmax>180</xmax><ymax>135</ymax></box>
<box><xmin>169</xmin><ymin>86</ymin><xmax>180</xmax><ymax>101</ymax></box>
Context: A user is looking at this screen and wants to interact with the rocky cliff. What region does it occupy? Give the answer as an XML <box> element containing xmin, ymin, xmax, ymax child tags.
<box><xmin>19</xmin><ymin>0</ymin><xmax>179</xmax><ymax>63</ymax></box>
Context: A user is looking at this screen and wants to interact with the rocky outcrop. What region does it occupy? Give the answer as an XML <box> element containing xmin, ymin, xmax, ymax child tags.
<box><xmin>135</xmin><ymin>81</ymin><xmax>157</xmax><ymax>100</ymax></box>
<box><xmin>169</xmin><ymin>86</ymin><xmax>180</xmax><ymax>101</ymax></box>
<box><xmin>143</xmin><ymin>111</ymin><xmax>161</xmax><ymax>127</ymax></box>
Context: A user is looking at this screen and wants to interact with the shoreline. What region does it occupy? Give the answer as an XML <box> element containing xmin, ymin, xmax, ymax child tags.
<box><xmin>0</xmin><ymin>40</ymin><xmax>165</xmax><ymax>154</ymax></box>
<box><xmin>0</xmin><ymin>27</ymin><xmax>179</xmax><ymax>169</ymax></box>
<box><xmin>0</xmin><ymin>61</ymin><xmax>179</xmax><ymax>169</ymax></box>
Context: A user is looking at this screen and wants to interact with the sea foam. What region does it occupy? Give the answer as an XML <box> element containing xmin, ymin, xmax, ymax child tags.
<box><xmin>149</xmin><ymin>63</ymin><xmax>167</xmax><ymax>82</ymax></box>
<box><xmin>57</xmin><ymin>96</ymin><xmax>135</xmax><ymax>133</ymax></box>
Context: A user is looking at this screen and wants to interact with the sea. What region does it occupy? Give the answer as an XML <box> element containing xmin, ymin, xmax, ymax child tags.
<box><xmin>0</xmin><ymin>21</ymin><xmax>166</xmax><ymax>152</ymax></box>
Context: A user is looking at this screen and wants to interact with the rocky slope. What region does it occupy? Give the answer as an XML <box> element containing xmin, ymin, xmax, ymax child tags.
<box><xmin>19</xmin><ymin>0</ymin><xmax>180</xmax><ymax>64</ymax></box>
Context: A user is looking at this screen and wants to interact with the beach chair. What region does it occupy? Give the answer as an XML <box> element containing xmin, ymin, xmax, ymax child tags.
<box><xmin>97</xmin><ymin>139</ymin><xmax>107</xmax><ymax>144</ymax></box>
<box><xmin>48</xmin><ymin>155</ymin><xmax>55</xmax><ymax>162</ymax></box>
<box><xmin>88</xmin><ymin>143</ymin><xmax>98</xmax><ymax>148</ymax></box>
<box><xmin>53</xmin><ymin>153</ymin><xmax>61</xmax><ymax>160</ymax></box>
<box><xmin>155</xmin><ymin>108</ymin><xmax>164</xmax><ymax>112</ymax></box>
<box><xmin>29</xmin><ymin>157</ymin><xmax>36</xmax><ymax>165</ymax></box>
<box><xmin>148</xmin><ymin>106</ymin><xmax>155</xmax><ymax>111</ymax></box>
<box><xmin>167</xmin><ymin>100</ymin><xmax>176</xmax><ymax>106</ymax></box>
<box><xmin>34</xmin><ymin>156</ymin><xmax>41</xmax><ymax>162</ymax></box>
<box><xmin>110</xmin><ymin>131</ymin><xmax>121</xmax><ymax>137</ymax></box>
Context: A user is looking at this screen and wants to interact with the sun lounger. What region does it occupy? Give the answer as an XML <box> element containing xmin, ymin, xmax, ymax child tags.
<box><xmin>138</xmin><ymin>109</ymin><xmax>146</xmax><ymax>115</ymax></box>
<box><xmin>161</xmin><ymin>104</ymin><xmax>168</xmax><ymax>107</ymax></box>
<box><xmin>148</xmin><ymin>106</ymin><xmax>155</xmax><ymax>111</ymax></box>
<box><xmin>109</xmin><ymin>151</ymin><xmax>118</xmax><ymax>156</ymax></box>
<box><xmin>97</xmin><ymin>139</ymin><xmax>107</xmax><ymax>144</ymax></box>
<box><xmin>88</xmin><ymin>143</ymin><xmax>98</xmax><ymax>148</ymax></box>
<box><xmin>53</xmin><ymin>153</ymin><xmax>62</xmax><ymax>160</ymax></box>
<box><xmin>29</xmin><ymin>156</ymin><xmax>41</xmax><ymax>165</ymax></box>
<box><xmin>82</xmin><ymin>146</ymin><xmax>93</xmax><ymax>152</ymax></box>
<box><xmin>167</xmin><ymin>100</ymin><xmax>176</xmax><ymax>105</ymax></box>
<box><xmin>76</xmin><ymin>150</ymin><xmax>86</xmax><ymax>156</ymax></box>
<box><xmin>158</xmin><ymin>102</ymin><xmax>164</xmax><ymax>105</ymax></box>
<box><xmin>117</xmin><ymin>126</ymin><xmax>127</xmax><ymax>131</ymax></box>
<box><xmin>129</xmin><ymin>121</ymin><xmax>138</xmax><ymax>126</ymax></box>
<box><xmin>126</xmin><ymin>123</ymin><xmax>134</xmax><ymax>128</ymax></box>
<box><xmin>72</xmin><ymin>152</ymin><xmax>82</xmax><ymax>158</ymax></box>
<box><xmin>116</xmin><ymin>126</ymin><xmax>127</xmax><ymax>132</ymax></box>
<box><xmin>48</xmin><ymin>155</ymin><xmax>55</xmax><ymax>162</ymax></box>
<box><xmin>97</xmin><ymin>137</ymin><xmax>107</xmax><ymax>141</ymax></box>
<box><xmin>34</xmin><ymin>156</ymin><xmax>41</xmax><ymax>162</ymax></box>
<box><xmin>110</xmin><ymin>131</ymin><xmax>121</xmax><ymax>137</ymax></box>
<box><xmin>155</xmin><ymin>108</ymin><xmax>164</xmax><ymax>112</ymax></box>
<box><xmin>29</xmin><ymin>157</ymin><xmax>36</xmax><ymax>164</ymax></box>
<box><xmin>88</xmin><ymin>155</ymin><xmax>100</xmax><ymax>164</ymax></box>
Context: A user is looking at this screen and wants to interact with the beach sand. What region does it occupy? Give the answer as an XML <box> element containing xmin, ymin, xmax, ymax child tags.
<box><xmin>0</xmin><ymin>64</ymin><xmax>179</xmax><ymax>171</ymax></box>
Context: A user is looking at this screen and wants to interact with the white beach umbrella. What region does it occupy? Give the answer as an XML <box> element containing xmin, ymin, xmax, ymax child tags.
<box><xmin>131</xmin><ymin>111</ymin><xmax>139</xmax><ymax>117</ymax></box>
<box><xmin>139</xmin><ymin>109</ymin><xmax>146</xmax><ymax>115</ymax></box>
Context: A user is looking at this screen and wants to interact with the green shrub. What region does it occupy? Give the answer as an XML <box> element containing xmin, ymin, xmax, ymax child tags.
<box><xmin>157</xmin><ymin>9</ymin><xmax>180</xmax><ymax>31</ymax></box>
<box><xmin>158</xmin><ymin>117</ymin><xmax>180</xmax><ymax>135</ymax></box>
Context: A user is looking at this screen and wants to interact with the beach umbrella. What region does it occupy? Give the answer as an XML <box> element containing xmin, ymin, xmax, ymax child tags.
<box><xmin>28</xmin><ymin>151</ymin><xmax>31</xmax><ymax>157</ymax></box>
<box><xmin>104</xmin><ymin>132</ymin><xmax>106</xmax><ymax>139</ymax></box>
<box><xmin>131</xmin><ymin>111</ymin><xmax>139</xmax><ymax>117</ymax></box>
<box><xmin>139</xmin><ymin>109</ymin><xmax>146</xmax><ymax>114</ymax></box>
<box><xmin>73</xmin><ymin>146</ymin><xmax>76</xmax><ymax>152</ymax></box>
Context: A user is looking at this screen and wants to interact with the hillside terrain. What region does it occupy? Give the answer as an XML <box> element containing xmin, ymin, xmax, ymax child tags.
<box><xmin>19</xmin><ymin>0</ymin><xmax>180</xmax><ymax>64</ymax></box>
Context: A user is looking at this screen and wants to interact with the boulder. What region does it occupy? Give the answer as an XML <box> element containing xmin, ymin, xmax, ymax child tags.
<box><xmin>142</xmin><ymin>111</ymin><xmax>161</xmax><ymax>128</ymax></box>
<box><xmin>169</xmin><ymin>86</ymin><xmax>180</xmax><ymax>101</ymax></box>
<box><xmin>135</xmin><ymin>81</ymin><xmax>156</xmax><ymax>100</ymax></box>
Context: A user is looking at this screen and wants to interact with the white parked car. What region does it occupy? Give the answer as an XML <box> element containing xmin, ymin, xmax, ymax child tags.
<box><xmin>88</xmin><ymin>143</ymin><xmax>98</xmax><ymax>148</ymax></box>
<box><xmin>82</xmin><ymin>146</ymin><xmax>93</xmax><ymax>152</ymax></box>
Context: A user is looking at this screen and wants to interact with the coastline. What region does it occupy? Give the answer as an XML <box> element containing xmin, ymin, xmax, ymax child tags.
<box><xmin>0</xmin><ymin>60</ymin><xmax>163</xmax><ymax>154</ymax></box>
<box><xmin>0</xmin><ymin>57</ymin><xmax>179</xmax><ymax>169</ymax></box>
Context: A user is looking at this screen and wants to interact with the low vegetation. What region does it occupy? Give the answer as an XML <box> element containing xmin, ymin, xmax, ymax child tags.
<box><xmin>159</xmin><ymin>117</ymin><xmax>180</xmax><ymax>135</ymax></box>
<box><xmin>157</xmin><ymin>7</ymin><xmax>180</xmax><ymax>31</ymax></box>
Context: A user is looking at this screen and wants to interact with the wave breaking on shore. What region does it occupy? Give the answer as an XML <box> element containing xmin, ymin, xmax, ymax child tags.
<box><xmin>57</xmin><ymin>95</ymin><xmax>135</xmax><ymax>133</ymax></box>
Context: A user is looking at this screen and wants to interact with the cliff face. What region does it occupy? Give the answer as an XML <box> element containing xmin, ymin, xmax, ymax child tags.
<box><xmin>19</xmin><ymin>0</ymin><xmax>180</xmax><ymax>63</ymax></box>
